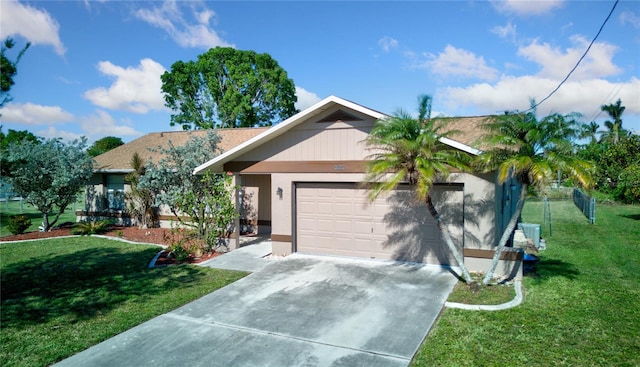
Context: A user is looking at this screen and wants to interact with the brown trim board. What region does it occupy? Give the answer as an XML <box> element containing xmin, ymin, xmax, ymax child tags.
<box><xmin>271</xmin><ymin>234</ymin><xmax>292</xmax><ymax>242</ymax></box>
<box><xmin>224</xmin><ymin>160</ymin><xmax>368</xmax><ymax>174</ymax></box>
<box><xmin>464</xmin><ymin>248</ymin><xmax>524</xmax><ymax>261</ymax></box>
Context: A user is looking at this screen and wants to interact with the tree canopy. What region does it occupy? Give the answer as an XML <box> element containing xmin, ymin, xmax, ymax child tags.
<box><xmin>1</xmin><ymin>38</ymin><xmax>30</xmax><ymax>108</ymax></box>
<box><xmin>87</xmin><ymin>136</ymin><xmax>124</xmax><ymax>157</ymax></box>
<box><xmin>161</xmin><ymin>47</ymin><xmax>298</xmax><ymax>130</ymax></box>
<box><xmin>5</xmin><ymin>137</ymin><xmax>94</xmax><ymax>231</ymax></box>
<box><xmin>138</xmin><ymin>131</ymin><xmax>236</xmax><ymax>248</ymax></box>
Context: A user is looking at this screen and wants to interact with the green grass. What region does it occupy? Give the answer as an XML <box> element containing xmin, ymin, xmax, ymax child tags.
<box><xmin>0</xmin><ymin>198</ymin><xmax>84</xmax><ymax>237</ymax></box>
<box><xmin>447</xmin><ymin>278</ymin><xmax>516</xmax><ymax>305</ymax></box>
<box><xmin>412</xmin><ymin>201</ymin><xmax>640</xmax><ymax>367</ymax></box>
<box><xmin>0</xmin><ymin>237</ymin><xmax>247</xmax><ymax>367</ymax></box>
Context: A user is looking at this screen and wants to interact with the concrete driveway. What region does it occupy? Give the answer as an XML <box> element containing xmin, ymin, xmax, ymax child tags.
<box><xmin>55</xmin><ymin>254</ymin><xmax>457</xmax><ymax>367</ymax></box>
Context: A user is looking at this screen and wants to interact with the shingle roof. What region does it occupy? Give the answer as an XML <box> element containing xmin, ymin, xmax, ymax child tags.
<box><xmin>432</xmin><ymin>115</ymin><xmax>496</xmax><ymax>149</ymax></box>
<box><xmin>93</xmin><ymin>128</ymin><xmax>268</xmax><ymax>172</ymax></box>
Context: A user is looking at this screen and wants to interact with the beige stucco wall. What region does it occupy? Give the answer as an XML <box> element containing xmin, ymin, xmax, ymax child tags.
<box><xmin>241</xmin><ymin>106</ymin><xmax>377</xmax><ymax>162</ymax></box>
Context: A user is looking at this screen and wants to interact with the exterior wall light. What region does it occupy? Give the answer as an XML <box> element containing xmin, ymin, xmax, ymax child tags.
<box><xmin>276</xmin><ymin>187</ymin><xmax>283</xmax><ymax>198</ymax></box>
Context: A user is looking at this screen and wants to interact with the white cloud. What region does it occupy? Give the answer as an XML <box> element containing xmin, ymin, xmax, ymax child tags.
<box><xmin>134</xmin><ymin>0</ymin><xmax>234</xmax><ymax>49</ymax></box>
<box><xmin>79</xmin><ymin>110</ymin><xmax>144</xmax><ymax>139</ymax></box>
<box><xmin>620</xmin><ymin>10</ymin><xmax>640</xmax><ymax>29</ymax></box>
<box><xmin>416</xmin><ymin>45</ymin><xmax>499</xmax><ymax>81</ymax></box>
<box><xmin>518</xmin><ymin>36</ymin><xmax>621</xmax><ymax>80</ymax></box>
<box><xmin>491</xmin><ymin>0</ymin><xmax>564</xmax><ymax>16</ymax></box>
<box><xmin>295</xmin><ymin>86</ymin><xmax>322</xmax><ymax>111</ymax></box>
<box><xmin>441</xmin><ymin>76</ymin><xmax>640</xmax><ymax>118</ymax></box>
<box><xmin>84</xmin><ymin>58</ymin><xmax>167</xmax><ymax>113</ymax></box>
<box><xmin>0</xmin><ymin>0</ymin><xmax>65</xmax><ymax>55</ymax></box>
<box><xmin>378</xmin><ymin>36</ymin><xmax>399</xmax><ymax>52</ymax></box>
<box><xmin>0</xmin><ymin>102</ymin><xmax>74</xmax><ymax>125</ymax></box>
<box><xmin>491</xmin><ymin>22</ymin><xmax>517</xmax><ymax>42</ymax></box>
<box><xmin>36</xmin><ymin>126</ymin><xmax>83</xmax><ymax>142</ymax></box>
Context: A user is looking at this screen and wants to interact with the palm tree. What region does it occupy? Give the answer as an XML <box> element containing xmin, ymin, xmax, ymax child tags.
<box><xmin>125</xmin><ymin>153</ymin><xmax>158</xmax><ymax>229</ymax></box>
<box><xmin>475</xmin><ymin>104</ymin><xmax>593</xmax><ymax>285</ymax></box>
<box><xmin>364</xmin><ymin>95</ymin><xmax>473</xmax><ymax>284</ymax></box>
<box><xmin>580</xmin><ymin>121</ymin><xmax>600</xmax><ymax>144</ymax></box>
<box><xmin>601</xmin><ymin>99</ymin><xmax>626</xmax><ymax>144</ymax></box>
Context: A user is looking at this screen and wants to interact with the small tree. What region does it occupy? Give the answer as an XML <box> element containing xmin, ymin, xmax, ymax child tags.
<box><xmin>6</xmin><ymin>138</ymin><xmax>94</xmax><ymax>231</ymax></box>
<box><xmin>139</xmin><ymin>131</ymin><xmax>235</xmax><ymax>247</ymax></box>
<box><xmin>174</xmin><ymin>171</ymin><xmax>237</xmax><ymax>251</ymax></box>
<box><xmin>125</xmin><ymin>152</ymin><xmax>158</xmax><ymax>229</ymax></box>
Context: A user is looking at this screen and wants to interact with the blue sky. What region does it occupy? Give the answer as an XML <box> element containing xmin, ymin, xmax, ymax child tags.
<box><xmin>1</xmin><ymin>0</ymin><xmax>639</xmax><ymax>143</ymax></box>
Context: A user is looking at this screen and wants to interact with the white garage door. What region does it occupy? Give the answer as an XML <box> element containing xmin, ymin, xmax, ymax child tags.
<box><xmin>295</xmin><ymin>182</ymin><xmax>463</xmax><ymax>264</ymax></box>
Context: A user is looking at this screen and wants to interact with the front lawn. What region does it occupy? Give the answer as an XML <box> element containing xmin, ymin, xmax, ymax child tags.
<box><xmin>412</xmin><ymin>200</ymin><xmax>640</xmax><ymax>366</ymax></box>
<box><xmin>0</xmin><ymin>197</ymin><xmax>83</xmax><ymax>237</ymax></box>
<box><xmin>0</xmin><ymin>237</ymin><xmax>247</xmax><ymax>367</ymax></box>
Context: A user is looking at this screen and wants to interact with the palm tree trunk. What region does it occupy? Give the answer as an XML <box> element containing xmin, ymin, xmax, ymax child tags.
<box><xmin>426</xmin><ymin>195</ymin><xmax>473</xmax><ymax>284</ymax></box>
<box><xmin>482</xmin><ymin>183</ymin><xmax>528</xmax><ymax>285</ymax></box>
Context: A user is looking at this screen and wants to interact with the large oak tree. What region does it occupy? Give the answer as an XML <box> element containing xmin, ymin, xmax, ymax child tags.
<box><xmin>161</xmin><ymin>47</ymin><xmax>298</xmax><ymax>130</ymax></box>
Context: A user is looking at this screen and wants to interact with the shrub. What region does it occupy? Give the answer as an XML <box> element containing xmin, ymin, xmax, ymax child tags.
<box><xmin>71</xmin><ymin>219</ymin><xmax>112</xmax><ymax>235</ymax></box>
<box><xmin>615</xmin><ymin>165</ymin><xmax>640</xmax><ymax>204</ymax></box>
<box><xmin>162</xmin><ymin>225</ymin><xmax>206</xmax><ymax>261</ymax></box>
<box><xmin>7</xmin><ymin>215</ymin><xmax>31</xmax><ymax>234</ymax></box>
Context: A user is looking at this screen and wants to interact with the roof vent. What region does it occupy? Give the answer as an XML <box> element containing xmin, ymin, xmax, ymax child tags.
<box><xmin>317</xmin><ymin>109</ymin><xmax>363</xmax><ymax>123</ymax></box>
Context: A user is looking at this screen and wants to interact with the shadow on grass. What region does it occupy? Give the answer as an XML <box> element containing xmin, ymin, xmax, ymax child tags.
<box><xmin>0</xmin><ymin>246</ymin><xmax>208</xmax><ymax>328</ymax></box>
<box><xmin>529</xmin><ymin>258</ymin><xmax>580</xmax><ymax>281</ymax></box>
<box><xmin>621</xmin><ymin>213</ymin><xmax>640</xmax><ymax>221</ymax></box>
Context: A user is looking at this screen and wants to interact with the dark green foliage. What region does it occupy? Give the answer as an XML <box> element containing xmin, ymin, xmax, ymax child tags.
<box><xmin>71</xmin><ymin>219</ymin><xmax>112</xmax><ymax>235</ymax></box>
<box><xmin>615</xmin><ymin>164</ymin><xmax>640</xmax><ymax>204</ymax></box>
<box><xmin>161</xmin><ymin>47</ymin><xmax>298</xmax><ymax>130</ymax></box>
<box><xmin>87</xmin><ymin>136</ymin><xmax>124</xmax><ymax>157</ymax></box>
<box><xmin>578</xmin><ymin>135</ymin><xmax>640</xmax><ymax>202</ymax></box>
<box><xmin>0</xmin><ymin>38</ymin><xmax>30</xmax><ymax>108</ymax></box>
<box><xmin>7</xmin><ymin>214</ymin><xmax>31</xmax><ymax>234</ymax></box>
<box><xmin>0</xmin><ymin>128</ymin><xmax>42</xmax><ymax>177</ymax></box>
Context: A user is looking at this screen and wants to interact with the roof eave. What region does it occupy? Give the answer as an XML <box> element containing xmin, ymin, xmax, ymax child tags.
<box><xmin>93</xmin><ymin>169</ymin><xmax>135</xmax><ymax>174</ymax></box>
<box><xmin>439</xmin><ymin>137</ymin><xmax>483</xmax><ymax>156</ymax></box>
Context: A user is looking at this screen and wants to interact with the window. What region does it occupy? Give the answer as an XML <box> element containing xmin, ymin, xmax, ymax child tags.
<box><xmin>107</xmin><ymin>188</ymin><xmax>125</xmax><ymax>210</ymax></box>
<box><xmin>106</xmin><ymin>175</ymin><xmax>125</xmax><ymax>210</ymax></box>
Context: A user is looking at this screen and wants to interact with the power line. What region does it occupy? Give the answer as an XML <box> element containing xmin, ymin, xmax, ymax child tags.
<box><xmin>525</xmin><ymin>0</ymin><xmax>619</xmax><ymax>113</ymax></box>
<box><xmin>586</xmin><ymin>83</ymin><xmax>622</xmax><ymax>123</ymax></box>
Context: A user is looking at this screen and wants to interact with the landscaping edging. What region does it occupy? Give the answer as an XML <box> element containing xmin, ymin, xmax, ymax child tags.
<box><xmin>0</xmin><ymin>234</ymin><xmax>167</xmax><ymax>248</ymax></box>
<box><xmin>445</xmin><ymin>280</ymin><xmax>523</xmax><ymax>311</ymax></box>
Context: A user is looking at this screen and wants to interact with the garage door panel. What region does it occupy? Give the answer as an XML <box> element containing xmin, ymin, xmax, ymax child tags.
<box><xmin>296</xmin><ymin>183</ymin><xmax>463</xmax><ymax>265</ymax></box>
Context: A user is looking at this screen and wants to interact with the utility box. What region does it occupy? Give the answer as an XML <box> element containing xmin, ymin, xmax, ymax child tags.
<box><xmin>518</xmin><ymin>223</ymin><xmax>541</xmax><ymax>249</ymax></box>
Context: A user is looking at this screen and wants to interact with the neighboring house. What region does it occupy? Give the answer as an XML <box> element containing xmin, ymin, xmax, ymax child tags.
<box><xmin>77</xmin><ymin>128</ymin><xmax>268</xmax><ymax>226</ymax></box>
<box><xmin>194</xmin><ymin>96</ymin><xmax>523</xmax><ymax>278</ymax></box>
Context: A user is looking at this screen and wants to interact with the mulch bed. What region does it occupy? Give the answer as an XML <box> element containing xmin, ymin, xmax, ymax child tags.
<box><xmin>1</xmin><ymin>224</ymin><xmax>222</xmax><ymax>266</ymax></box>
